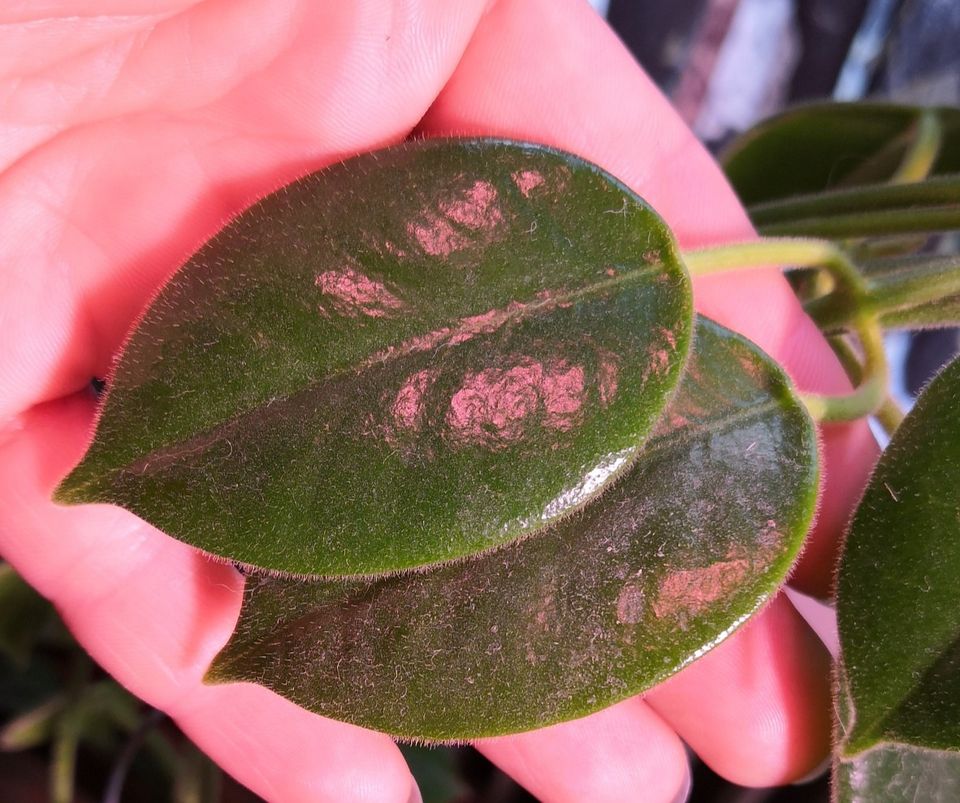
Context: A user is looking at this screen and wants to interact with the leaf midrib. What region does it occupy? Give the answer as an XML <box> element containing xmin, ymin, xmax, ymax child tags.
<box><xmin>59</xmin><ymin>258</ymin><xmax>679</xmax><ymax>499</ymax></box>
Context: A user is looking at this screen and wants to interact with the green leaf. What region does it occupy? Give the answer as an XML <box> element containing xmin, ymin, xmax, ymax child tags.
<box><xmin>834</xmin><ymin>744</ymin><xmax>960</xmax><ymax>803</ymax></box>
<box><xmin>861</xmin><ymin>253</ymin><xmax>960</xmax><ymax>330</ymax></box>
<box><xmin>722</xmin><ymin>102</ymin><xmax>960</xmax><ymax>206</ymax></box>
<box><xmin>206</xmin><ymin>317</ymin><xmax>818</xmax><ymax>740</ymax></box>
<box><xmin>865</xmin><ymin>253</ymin><xmax>960</xmax><ymax>329</ymax></box>
<box><xmin>881</xmin><ymin>296</ymin><xmax>960</xmax><ymax>329</ymax></box>
<box><xmin>749</xmin><ymin>176</ymin><xmax>960</xmax><ymax>239</ymax></box>
<box><xmin>836</xmin><ymin>355</ymin><xmax>960</xmax><ymax>761</ymax></box>
<box><xmin>804</xmin><ymin>253</ymin><xmax>960</xmax><ymax>331</ymax></box>
<box><xmin>757</xmin><ymin>205</ymin><xmax>960</xmax><ymax>239</ymax></box>
<box><xmin>54</xmin><ymin>139</ymin><xmax>692</xmax><ymax>578</ymax></box>
<box><xmin>749</xmin><ymin>174</ymin><xmax>960</xmax><ymax>229</ymax></box>
<box><xmin>0</xmin><ymin>564</ymin><xmax>56</xmax><ymax>667</ymax></box>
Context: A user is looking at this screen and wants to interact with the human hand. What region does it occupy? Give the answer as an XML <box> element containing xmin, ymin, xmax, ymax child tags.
<box><xmin>0</xmin><ymin>1</ymin><xmax>878</xmax><ymax>801</ymax></box>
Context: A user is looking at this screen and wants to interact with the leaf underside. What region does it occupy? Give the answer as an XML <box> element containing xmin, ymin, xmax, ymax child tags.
<box><xmin>206</xmin><ymin>318</ymin><xmax>818</xmax><ymax>741</ymax></box>
<box><xmin>836</xmin><ymin>356</ymin><xmax>960</xmax><ymax>774</ymax></box>
<box><xmin>721</xmin><ymin>102</ymin><xmax>960</xmax><ymax>206</ymax></box>
<box><xmin>54</xmin><ymin>138</ymin><xmax>692</xmax><ymax>578</ymax></box>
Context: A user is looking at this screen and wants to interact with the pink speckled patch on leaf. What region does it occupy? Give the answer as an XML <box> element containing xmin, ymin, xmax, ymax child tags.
<box><xmin>440</xmin><ymin>180</ymin><xmax>503</xmax><ymax>229</ymax></box>
<box><xmin>390</xmin><ymin>369</ymin><xmax>439</xmax><ymax>432</ymax></box>
<box><xmin>316</xmin><ymin>267</ymin><xmax>407</xmax><ymax>319</ymax></box>
<box><xmin>446</xmin><ymin>358</ymin><xmax>588</xmax><ymax>449</ymax></box>
<box><xmin>512</xmin><ymin>169</ymin><xmax>546</xmax><ymax>197</ymax></box>
<box><xmin>653</xmin><ymin>558</ymin><xmax>751</xmax><ymax>620</ymax></box>
<box><xmin>407</xmin><ymin>180</ymin><xmax>506</xmax><ymax>256</ymax></box>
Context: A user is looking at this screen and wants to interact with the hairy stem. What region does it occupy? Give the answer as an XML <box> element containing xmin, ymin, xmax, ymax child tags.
<box><xmin>875</xmin><ymin>396</ymin><xmax>907</xmax><ymax>436</ymax></box>
<box><xmin>798</xmin><ymin>314</ymin><xmax>887</xmax><ymax>423</ymax></box>
<box><xmin>805</xmin><ymin>253</ymin><xmax>960</xmax><ymax>330</ymax></box>
<box><xmin>826</xmin><ymin>334</ymin><xmax>906</xmax><ymax>440</ymax></box>
<box><xmin>683</xmin><ymin>238</ymin><xmax>887</xmax><ymax>422</ymax></box>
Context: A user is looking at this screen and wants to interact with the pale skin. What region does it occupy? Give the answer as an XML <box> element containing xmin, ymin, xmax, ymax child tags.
<box><xmin>0</xmin><ymin>2</ymin><xmax>881</xmax><ymax>801</ymax></box>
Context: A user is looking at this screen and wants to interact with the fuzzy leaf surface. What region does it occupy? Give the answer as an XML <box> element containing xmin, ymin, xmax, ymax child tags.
<box><xmin>54</xmin><ymin>139</ymin><xmax>692</xmax><ymax>577</ymax></box>
<box><xmin>837</xmin><ymin>355</ymin><xmax>960</xmax><ymax>769</ymax></box>
<box><xmin>863</xmin><ymin>254</ymin><xmax>960</xmax><ymax>329</ymax></box>
<box><xmin>206</xmin><ymin>318</ymin><xmax>818</xmax><ymax>740</ymax></box>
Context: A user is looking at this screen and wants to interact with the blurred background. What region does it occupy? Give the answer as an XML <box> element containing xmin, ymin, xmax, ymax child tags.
<box><xmin>2</xmin><ymin>0</ymin><xmax>958</xmax><ymax>801</ymax></box>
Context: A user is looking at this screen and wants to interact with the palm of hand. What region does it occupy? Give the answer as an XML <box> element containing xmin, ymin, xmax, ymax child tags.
<box><xmin>0</xmin><ymin>2</ymin><xmax>877</xmax><ymax>801</ymax></box>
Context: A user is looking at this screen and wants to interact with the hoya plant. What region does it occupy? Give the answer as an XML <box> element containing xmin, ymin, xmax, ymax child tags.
<box><xmin>50</xmin><ymin>101</ymin><xmax>960</xmax><ymax>800</ymax></box>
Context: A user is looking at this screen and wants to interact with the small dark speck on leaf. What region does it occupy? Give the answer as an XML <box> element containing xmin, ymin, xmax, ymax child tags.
<box><xmin>90</xmin><ymin>377</ymin><xmax>106</xmax><ymax>397</ymax></box>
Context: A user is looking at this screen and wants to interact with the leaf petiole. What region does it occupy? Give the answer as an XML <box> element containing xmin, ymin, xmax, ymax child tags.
<box><xmin>890</xmin><ymin>108</ymin><xmax>943</xmax><ymax>185</ymax></box>
<box><xmin>808</xmin><ymin>253</ymin><xmax>960</xmax><ymax>331</ymax></box>
<box><xmin>682</xmin><ymin>237</ymin><xmax>888</xmax><ymax>422</ymax></box>
<box><xmin>825</xmin><ymin>334</ymin><xmax>906</xmax><ymax>439</ymax></box>
<box><xmin>798</xmin><ymin>313</ymin><xmax>887</xmax><ymax>423</ymax></box>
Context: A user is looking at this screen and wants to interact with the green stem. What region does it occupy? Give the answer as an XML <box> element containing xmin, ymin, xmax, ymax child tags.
<box><xmin>683</xmin><ymin>238</ymin><xmax>858</xmax><ymax>281</ymax></box>
<box><xmin>891</xmin><ymin>109</ymin><xmax>943</xmax><ymax>184</ymax></box>
<box><xmin>103</xmin><ymin>708</ymin><xmax>167</xmax><ymax>803</ymax></box>
<box><xmin>175</xmin><ymin>742</ymin><xmax>223</xmax><ymax>803</ymax></box>
<box><xmin>805</xmin><ymin>253</ymin><xmax>960</xmax><ymax>330</ymax></box>
<box><xmin>826</xmin><ymin>334</ymin><xmax>865</xmax><ymax>383</ymax></box>
<box><xmin>826</xmin><ymin>335</ymin><xmax>905</xmax><ymax>438</ymax></box>
<box><xmin>876</xmin><ymin>396</ymin><xmax>907</xmax><ymax>436</ymax></box>
<box><xmin>799</xmin><ymin>313</ymin><xmax>887</xmax><ymax>423</ymax></box>
<box><xmin>683</xmin><ymin>238</ymin><xmax>868</xmax><ymax>292</ymax></box>
<box><xmin>804</xmin><ymin>291</ymin><xmax>856</xmax><ymax>331</ymax></box>
<box><xmin>50</xmin><ymin>654</ymin><xmax>92</xmax><ymax>803</ymax></box>
<box><xmin>51</xmin><ymin>716</ymin><xmax>80</xmax><ymax>803</ymax></box>
<box><xmin>683</xmin><ymin>238</ymin><xmax>887</xmax><ymax>422</ymax></box>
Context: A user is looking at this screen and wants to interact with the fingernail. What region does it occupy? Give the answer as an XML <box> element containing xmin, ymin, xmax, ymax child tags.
<box><xmin>792</xmin><ymin>755</ymin><xmax>831</xmax><ymax>785</ymax></box>
<box><xmin>670</xmin><ymin>762</ymin><xmax>692</xmax><ymax>803</ymax></box>
<box><xmin>406</xmin><ymin>780</ymin><xmax>423</xmax><ymax>803</ymax></box>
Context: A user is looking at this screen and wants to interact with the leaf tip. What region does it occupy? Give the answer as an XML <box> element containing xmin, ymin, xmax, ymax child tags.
<box><xmin>201</xmin><ymin>662</ymin><xmax>227</xmax><ymax>686</ymax></box>
<box><xmin>202</xmin><ymin>651</ymin><xmax>236</xmax><ymax>687</ymax></box>
<box><xmin>51</xmin><ymin>476</ymin><xmax>82</xmax><ymax>506</ymax></box>
<box><xmin>50</xmin><ymin>465</ymin><xmax>100</xmax><ymax>507</ymax></box>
